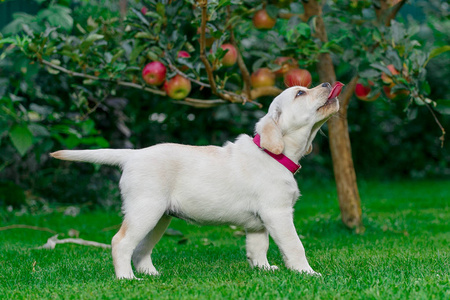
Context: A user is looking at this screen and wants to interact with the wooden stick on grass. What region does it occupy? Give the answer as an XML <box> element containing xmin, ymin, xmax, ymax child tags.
<box><xmin>36</xmin><ymin>235</ymin><xmax>111</xmax><ymax>249</ymax></box>
<box><xmin>0</xmin><ymin>224</ymin><xmax>57</xmax><ymax>234</ymax></box>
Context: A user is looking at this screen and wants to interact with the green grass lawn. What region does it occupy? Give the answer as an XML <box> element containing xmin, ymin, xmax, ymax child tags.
<box><xmin>1</xmin><ymin>180</ymin><xmax>449</xmax><ymax>299</ymax></box>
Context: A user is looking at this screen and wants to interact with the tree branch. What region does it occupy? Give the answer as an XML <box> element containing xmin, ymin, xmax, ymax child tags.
<box><xmin>386</xmin><ymin>0</ymin><xmax>408</xmax><ymax>26</ymax></box>
<box><xmin>229</xmin><ymin>19</ymin><xmax>252</xmax><ymax>101</ymax></box>
<box><xmin>340</xmin><ymin>75</ymin><xmax>359</xmax><ymax>113</ymax></box>
<box><xmin>40</xmin><ymin>59</ymin><xmax>224</xmax><ymax>108</ymax></box>
<box><xmin>422</xmin><ymin>99</ymin><xmax>446</xmax><ymax>148</ymax></box>
<box><xmin>40</xmin><ymin>58</ymin><xmax>269</xmax><ymax>108</ymax></box>
<box><xmin>195</xmin><ymin>0</ymin><xmax>268</xmax><ymax>107</ymax></box>
<box><xmin>278</xmin><ymin>12</ymin><xmax>308</xmax><ymax>22</ymax></box>
<box><xmin>375</xmin><ymin>0</ymin><xmax>408</xmax><ymax>26</ymax></box>
<box><xmin>40</xmin><ymin>59</ymin><xmax>166</xmax><ymax>95</ymax></box>
<box><xmin>167</xmin><ymin>61</ymin><xmax>211</xmax><ymax>88</ymax></box>
<box><xmin>198</xmin><ymin>0</ymin><xmax>221</xmax><ymax>97</ymax></box>
<box><xmin>175</xmin><ymin>98</ymin><xmax>228</xmax><ymax>108</ymax></box>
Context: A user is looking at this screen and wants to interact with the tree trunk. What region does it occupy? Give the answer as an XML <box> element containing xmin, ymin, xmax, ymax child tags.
<box><xmin>327</xmin><ymin>109</ymin><xmax>363</xmax><ymax>231</ymax></box>
<box><xmin>304</xmin><ymin>1</ymin><xmax>363</xmax><ymax>231</ymax></box>
<box><xmin>319</xmin><ymin>54</ymin><xmax>363</xmax><ymax>231</ymax></box>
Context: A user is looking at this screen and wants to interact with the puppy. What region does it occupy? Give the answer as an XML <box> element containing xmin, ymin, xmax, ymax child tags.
<box><xmin>51</xmin><ymin>82</ymin><xmax>343</xmax><ymax>279</ymax></box>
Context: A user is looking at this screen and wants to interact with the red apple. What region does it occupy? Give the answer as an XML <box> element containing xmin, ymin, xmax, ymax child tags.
<box><xmin>141</xmin><ymin>7</ymin><xmax>148</xmax><ymax>15</ymax></box>
<box><xmin>251</xmin><ymin>68</ymin><xmax>276</xmax><ymax>88</ymax></box>
<box><xmin>355</xmin><ymin>81</ymin><xmax>380</xmax><ymax>101</ymax></box>
<box><xmin>220</xmin><ymin>44</ymin><xmax>238</xmax><ymax>67</ymax></box>
<box><xmin>164</xmin><ymin>74</ymin><xmax>191</xmax><ymax>100</ymax></box>
<box><xmin>142</xmin><ymin>61</ymin><xmax>166</xmax><ymax>86</ymax></box>
<box><xmin>253</xmin><ymin>9</ymin><xmax>277</xmax><ymax>29</ymax></box>
<box><xmin>284</xmin><ymin>68</ymin><xmax>312</xmax><ymax>88</ymax></box>
<box><xmin>273</xmin><ymin>57</ymin><xmax>298</xmax><ymax>77</ymax></box>
<box><xmin>177</xmin><ymin>51</ymin><xmax>190</xmax><ymax>58</ymax></box>
<box><xmin>383</xmin><ymin>85</ymin><xmax>410</xmax><ymax>100</ymax></box>
<box><xmin>381</xmin><ymin>64</ymin><xmax>400</xmax><ymax>85</ymax></box>
<box><xmin>177</xmin><ymin>51</ymin><xmax>191</xmax><ymax>71</ymax></box>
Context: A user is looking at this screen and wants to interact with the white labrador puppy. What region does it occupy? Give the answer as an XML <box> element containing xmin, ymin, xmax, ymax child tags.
<box><xmin>51</xmin><ymin>82</ymin><xmax>343</xmax><ymax>279</ymax></box>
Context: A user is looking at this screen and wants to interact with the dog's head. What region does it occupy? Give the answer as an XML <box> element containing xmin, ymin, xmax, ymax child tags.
<box><xmin>255</xmin><ymin>83</ymin><xmax>341</xmax><ymax>156</ymax></box>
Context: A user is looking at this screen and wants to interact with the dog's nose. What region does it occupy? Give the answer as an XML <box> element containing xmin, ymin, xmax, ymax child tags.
<box><xmin>322</xmin><ymin>82</ymin><xmax>331</xmax><ymax>88</ymax></box>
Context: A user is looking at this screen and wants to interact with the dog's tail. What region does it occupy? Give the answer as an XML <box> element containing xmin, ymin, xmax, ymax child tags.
<box><xmin>50</xmin><ymin>149</ymin><xmax>133</xmax><ymax>166</ymax></box>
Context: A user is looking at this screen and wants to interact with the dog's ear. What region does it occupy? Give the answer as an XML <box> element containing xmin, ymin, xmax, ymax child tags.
<box><xmin>256</xmin><ymin>109</ymin><xmax>284</xmax><ymax>155</ymax></box>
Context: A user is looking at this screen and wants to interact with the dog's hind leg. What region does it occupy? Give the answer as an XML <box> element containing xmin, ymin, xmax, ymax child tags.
<box><xmin>246</xmin><ymin>229</ymin><xmax>278</xmax><ymax>271</ymax></box>
<box><xmin>111</xmin><ymin>204</ymin><xmax>166</xmax><ymax>279</ymax></box>
<box><xmin>132</xmin><ymin>214</ymin><xmax>172</xmax><ymax>276</ymax></box>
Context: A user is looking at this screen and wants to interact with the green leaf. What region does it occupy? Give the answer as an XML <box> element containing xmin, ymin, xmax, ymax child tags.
<box><xmin>9</xmin><ymin>125</ymin><xmax>33</xmax><ymax>156</ymax></box>
<box><xmin>46</xmin><ymin>59</ymin><xmax>61</xmax><ymax>75</ymax></box>
<box><xmin>391</xmin><ymin>84</ymin><xmax>409</xmax><ymax>94</ymax></box>
<box><xmin>390</xmin><ymin>20</ymin><xmax>406</xmax><ymax>45</ymax></box>
<box><xmin>421</xmin><ymin>81</ymin><xmax>431</xmax><ymax>96</ymax></box>
<box><xmin>144</xmin><ymin>11</ymin><xmax>160</xmax><ymax>19</ymax></box>
<box><xmin>296</xmin><ymin>23</ymin><xmax>311</xmax><ymax>38</ymax></box>
<box><xmin>370</xmin><ymin>63</ymin><xmax>392</xmax><ymax>75</ymax></box>
<box><xmin>156</xmin><ymin>3</ymin><xmax>165</xmax><ymax>17</ymax></box>
<box><xmin>87</xmin><ymin>16</ymin><xmax>99</xmax><ymax>31</ymax></box>
<box><xmin>80</xmin><ymin>33</ymin><xmax>104</xmax><ymax>51</ymax></box>
<box><xmin>435</xmin><ymin>99</ymin><xmax>450</xmax><ymax>115</ymax></box>
<box><xmin>113</xmin><ymin>63</ymin><xmax>127</xmax><ymax>72</ymax></box>
<box><xmin>217</xmin><ymin>0</ymin><xmax>231</xmax><ymax>9</ymax></box>
<box><xmin>37</xmin><ymin>5</ymin><xmax>73</xmax><ymax>32</ymax></box>
<box><xmin>252</xmin><ymin>57</ymin><xmax>267</xmax><ymax>72</ymax></box>
<box><xmin>94</xmin><ymin>137</ymin><xmax>110</xmax><ymax>148</ymax></box>
<box><xmin>385</xmin><ymin>49</ymin><xmax>402</xmax><ymax>71</ymax></box>
<box><xmin>81</xmin><ymin>119</ymin><xmax>95</xmax><ymax>135</ymax></box>
<box><xmin>265</xmin><ymin>5</ymin><xmax>279</xmax><ymax>19</ymax></box>
<box><xmin>28</xmin><ymin>124</ymin><xmax>50</xmax><ymax>137</ymax></box>
<box><xmin>110</xmin><ymin>49</ymin><xmax>124</xmax><ymax>64</ymax></box>
<box><xmin>131</xmin><ymin>8</ymin><xmax>150</xmax><ymax>26</ymax></box>
<box><xmin>62</xmin><ymin>134</ymin><xmax>81</xmax><ymax>149</ymax></box>
<box><xmin>359</xmin><ymin>68</ymin><xmax>381</xmax><ymax>78</ymax></box>
<box><xmin>0</xmin><ymin>38</ymin><xmax>17</xmax><ymax>45</ymax></box>
<box><xmin>145</xmin><ymin>51</ymin><xmax>158</xmax><ymax>61</ymax></box>
<box><xmin>134</xmin><ymin>32</ymin><xmax>155</xmax><ymax>39</ymax></box>
<box><xmin>1</xmin><ymin>13</ymin><xmax>36</xmax><ymax>35</ymax></box>
<box><xmin>429</xmin><ymin>45</ymin><xmax>450</xmax><ymax>60</ymax></box>
<box><xmin>130</xmin><ymin>43</ymin><xmax>147</xmax><ymax>63</ymax></box>
<box><xmin>85</xmin><ymin>33</ymin><xmax>104</xmax><ymax>43</ymax></box>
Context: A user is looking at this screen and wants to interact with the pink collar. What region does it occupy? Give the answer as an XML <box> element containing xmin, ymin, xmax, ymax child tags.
<box><xmin>253</xmin><ymin>134</ymin><xmax>301</xmax><ymax>174</ymax></box>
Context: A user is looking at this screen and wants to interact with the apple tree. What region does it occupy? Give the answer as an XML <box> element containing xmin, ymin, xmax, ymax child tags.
<box><xmin>1</xmin><ymin>0</ymin><xmax>448</xmax><ymax>229</ymax></box>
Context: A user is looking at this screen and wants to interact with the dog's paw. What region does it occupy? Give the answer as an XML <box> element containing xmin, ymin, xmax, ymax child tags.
<box><xmin>145</xmin><ymin>270</ymin><xmax>160</xmax><ymax>276</ymax></box>
<box><xmin>134</xmin><ymin>258</ymin><xmax>160</xmax><ymax>276</ymax></box>
<box><xmin>308</xmin><ymin>270</ymin><xmax>322</xmax><ymax>277</ymax></box>
<box><xmin>267</xmin><ymin>265</ymin><xmax>279</xmax><ymax>271</ymax></box>
<box><xmin>254</xmin><ymin>264</ymin><xmax>279</xmax><ymax>271</ymax></box>
<box><xmin>116</xmin><ymin>274</ymin><xmax>140</xmax><ymax>280</ymax></box>
<box><xmin>297</xmin><ymin>268</ymin><xmax>321</xmax><ymax>277</ymax></box>
<box><xmin>136</xmin><ymin>267</ymin><xmax>160</xmax><ymax>276</ymax></box>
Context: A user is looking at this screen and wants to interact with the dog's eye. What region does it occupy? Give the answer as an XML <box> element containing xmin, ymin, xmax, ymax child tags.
<box><xmin>296</xmin><ymin>90</ymin><xmax>306</xmax><ymax>97</ymax></box>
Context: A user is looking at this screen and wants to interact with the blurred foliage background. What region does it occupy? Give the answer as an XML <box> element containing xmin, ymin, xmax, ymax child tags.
<box><xmin>0</xmin><ymin>0</ymin><xmax>448</xmax><ymax>209</ymax></box>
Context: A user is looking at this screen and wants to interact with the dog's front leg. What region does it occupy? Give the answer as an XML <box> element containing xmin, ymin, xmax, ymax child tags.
<box><xmin>260</xmin><ymin>209</ymin><xmax>319</xmax><ymax>275</ymax></box>
<box><xmin>246</xmin><ymin>229</ymin><xmax>278</xmax><ymax>271</ymax></box>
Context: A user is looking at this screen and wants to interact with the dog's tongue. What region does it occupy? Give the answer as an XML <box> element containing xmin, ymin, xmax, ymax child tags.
<box><xmin>328</xmin><ymin>81</ymin><xmax>344</xmax><ymax>99</ymax></box>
